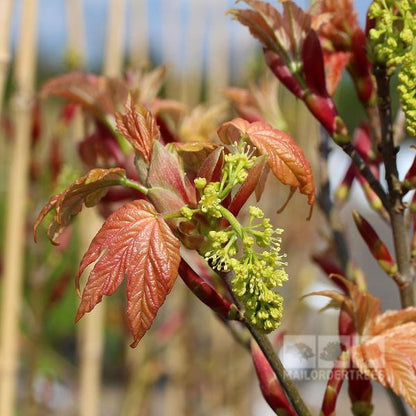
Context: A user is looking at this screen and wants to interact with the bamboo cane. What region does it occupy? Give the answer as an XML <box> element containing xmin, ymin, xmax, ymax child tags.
<box><xmin>206</xmin><ymin>2</ymin><xmax>229</xmax><ymax>104</ymax></box>
<box><xmin>64</xmin><ymin>2</ymin><xmax>103</xmax><ymax>416</ymax></box>
<box><xmin>0</xmin><ymin>0</ymin><xmax>13</xmax><ymax>116</ymax></box>
<box><xmin>161</xmin><ymin>0</ymin><xmax>181</xmax><ymax>99</ymax></box>
<box><xmin>0</xmin><ymin>1</ymin><xmax>39</xmax><ymax>415</ymax></box>
<box><xmin>76</xmin><ymin>1</ymin><xmax>126</xmax><ymax>415</ymax></box>
<box><xmin>129</xmin><ymin>0</ymin><xmax>149</xmax><ymax>69</ymax></box>
<box><xmin>179</xmin><ymin>0</ymin><xmax>206</xmax><ymax>106</ymax></box>
<box><xmin>65</xmin><ymin>0</ymin><xmax>87</xmax><ymax>69</ymax></box>
<box><xmin>77</xmin><ymin>211</ymin><xmax>105</xmax><ymax>416</ymax></box>
<box><xmin>103</xmin><ymin>0</ymin><xmax>126</xmax><ymax>77</ymax></box>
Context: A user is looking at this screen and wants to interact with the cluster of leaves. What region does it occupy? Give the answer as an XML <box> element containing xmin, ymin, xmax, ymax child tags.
<box><xmin>34</xmin><ymin>0</ymin><xmax>416</xmax><ymax>414</ymax></box>
<box><xmin>35</xmin><ymin>67</ymin><xmax>315</xmax><ymax>347</ymax></box>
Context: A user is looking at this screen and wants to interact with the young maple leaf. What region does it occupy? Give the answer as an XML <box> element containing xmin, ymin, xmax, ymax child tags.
<box><xmin>76</xmin><ymin>199</ymin><xmax>181</xmax><ymax>347</ymax></box>
<box><xmin>115</xmin><ymin>95</ymin><xmax>161</xmax><ymax>163</ymax></box>
<box><xmin>218</xmin><ymin>118</ymin><xmax>315</xmax><ymax>218</ymax></box>
<box><xmin>34</xmin><ymin>168</ymin><xmax>128</xmax><ymax>244</ymax></box>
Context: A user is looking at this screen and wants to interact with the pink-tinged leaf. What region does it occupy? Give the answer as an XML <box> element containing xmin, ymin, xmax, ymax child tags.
<box><xmin>228</xmin><ymin>156</ymin><xmax>268</xmax><ymax>217</ymax></box>
<box><xmin>168</xmin><ymin>142</ymin><xmax>218</xmax><ymax>175</ymax></box>
<box><xmin>41</xmin><ymin>72</ymin><xmax>129</xmax><ymax>116</ymax></box>
<box><xmin>251</xmin><ymin>340</ymin><xmax>296</xmax><ymax>416</ymax></box>
<box><xmin>147</xmin><ymin>141</ymin><xmax>197</xmax><ymax>207</ymax></box>
<box><xmin>324</xmin><ymin>52</ymin><xmax>351</xmax><ymax>96</ymax></box>
<box><xmin>115</xmin><ymin>95</ymin><xmax>160</xmax><ymax>162</ymax></box>
<box><xmin>147</xmin><ymin>187</ymin><xmax>189</xmax><ymax>215</ymax></box>
<box><xmin>78</xmin><ymin>122</ymin><xmax>124</xmax><ymax>169</ymax></box>
<box><xmin>350</xmin><ymin>322</ymin><xmax>416</xmax><ymax>410</ymax></box>
<box><xmin>225</xmin><ymin>87</ymin><xmax>265</xmax><ymax>123</ymax></box>
<box><xmin>76</xmin><ymin>200</ymin><xmax>180</xmax><ymax>347</ymax></box>
<box><xmin>196</xmin><ymin>146</ymin><xmax>224</xmax><ymax>183</ymax></box>
<box><xmin>352</xmin><ymin>211</ymin><xmax>398</xmax><ymax>277</ymax></box>
<box><xmin>34</xmin><ymin>168</ymin><xmax>127</xmax><ymax>244</ymax></box>
<box><xmin>368</xmin><ymin>307</ymin><xmax>416</xmax><ymax>336</ymax></box>
<box><xmin>228</xmin><ymin>6</ymin><xmax>279</xmax><ymax>52</ymax></box>
<box><xmin>178</xmin><ymin>259</ymin><xmax>238</xmax><ymax>319</ymax></box>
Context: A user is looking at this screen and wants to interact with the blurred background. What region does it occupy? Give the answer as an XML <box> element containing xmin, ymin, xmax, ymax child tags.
<box><xmin>1</xmin><ymin>0</ymin><xmax>410</xmax><ymax>415</ymax></box>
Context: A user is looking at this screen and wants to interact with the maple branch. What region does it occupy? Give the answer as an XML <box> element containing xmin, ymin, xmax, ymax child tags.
<box><xmin>339</xmin><ymin>141</ymin><xmax>389</xmax><ymax>209</ymax></box>
<box><xmin>374</xmin><ymin>65</ymin><xmax>416</xmax><ymax>308</ymax></box>
<box><xmin>218</xmin><ymin>270</ymin><xmax>312</xmax><ymax>416</ymax></box>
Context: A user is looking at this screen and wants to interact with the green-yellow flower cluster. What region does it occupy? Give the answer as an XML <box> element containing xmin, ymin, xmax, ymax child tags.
<box><xmin>368</xmin><ymin>0</ymin><xmax>416</xmax><ymax>135</ymax></box>
<box><xmin>194</xmin><ymin>142</ymin><xmax>288</xmax><ymax>332</ymax></box>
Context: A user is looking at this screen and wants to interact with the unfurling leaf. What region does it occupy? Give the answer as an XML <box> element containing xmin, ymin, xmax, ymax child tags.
<box><xmin>147</xmin><ymin>141</ymin><xmax>197</xmax><ymax>211</ymax></box>
<box><xmin>115</xmin><ymin>95</ymin><xmax>160</xmax><ymax>162</ymax></box>
<box><xmin>320</xmin><ymin>351</ymin><xmax>349</xmax><ymax>416</ymax></box>
<box><xmin>218</xmin><ymin>118</ymin><xmax>315</xmax><ymax>218</ymax></box>
<box><xmin>34</xmin><ymin>168</ymin><xmax>128</xmax><ymax>244</ymax></box>
<box><xmin>76</xmin><ymin>200</ymin><xmax>180</xmax><ymax>347</ymax></box>
<box><xmin>352</xmin><ymin>211</ymin><xmax>398</xmax><ymax>277</ymax></box>
<box><xmin>251</xmin><ymin>340</ymin><xmax>296</xmax><ymax>416</ymax></box>
<box><xmin>350</xmin><ymin>322</ymin><xmax>416</xmax><ymax>410</ymax></box>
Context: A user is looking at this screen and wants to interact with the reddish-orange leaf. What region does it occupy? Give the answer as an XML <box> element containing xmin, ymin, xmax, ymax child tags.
<box><xmin>218</xmin><ymin>118</ymin><xmax>315</xmax><ymax>217</ymax></box>
<box><xmin>350</xmin><ymin>322</ymin><xmax>416</xmax><ymax>409</ymax></box>
<box><xmin>76</xmin><ymin>200</ymin><xmax>180</xmax><ymax>347</ymax></box>
<box><xmin>34</xmin><ymin>168</ymin><xmax>127</xmax><ymax>244</ymax></box>
<box><xmin>324</xmin><ymin>51</ymin><xmax>351</xmax><ymax>96</ymax></box>
<box><xmin>115</xmin><ymin>95</ymin><xmax>160</xmax><ymax>162</ymax></box>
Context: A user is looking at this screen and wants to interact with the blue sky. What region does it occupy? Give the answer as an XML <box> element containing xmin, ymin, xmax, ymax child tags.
<box><xmin>11</xmin><ymin>0</ymin><xmax>373</xmax><ymax>73</ymax></box>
